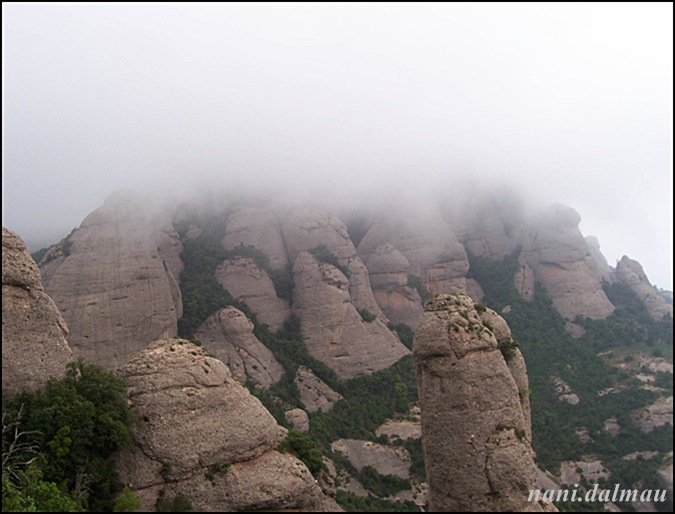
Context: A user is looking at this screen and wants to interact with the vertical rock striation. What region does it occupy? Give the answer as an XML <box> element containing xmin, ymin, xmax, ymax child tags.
<box><xmin>2</xmin><ymin>227</ymin><xmax>73</xmax><ymax>396</ymax></box>
<box><xmin>39</xmin><ymin>192</ymin><xmax>182</xmax><ymax>369</ymax></box>
<box><xmin>414</xmin><ymin>294</ymin><xmax>543</xmax><ymax>512</ymax></box>
<box><xmin>517</xmin><ymin>204</ymin><xmax>614</xmax><ymax>321</ymax></box>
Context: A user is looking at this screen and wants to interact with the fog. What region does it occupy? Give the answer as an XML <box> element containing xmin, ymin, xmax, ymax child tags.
<box><xmin>2</xmin><ymin>3</ymin><xmax>673</xmax><ymax>289</ymax></box>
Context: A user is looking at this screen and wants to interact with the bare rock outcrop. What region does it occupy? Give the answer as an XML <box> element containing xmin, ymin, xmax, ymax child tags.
<box><xmin>331</xmin><ymin>439</ymin><xmax>411</xmax><ymax>479</ymax></box>
<box><xmin>215</xmin><ymin>257</ymin><xmax>291</xmax><ymax>331</ymax></box>
<box><xmin>280</xmin><ymin>205</ymin><xmax>356</xmax><ymax>265</ymax></box>
<box><xmin>518</xmin><ymin>204</ymin><xmax>614</xmax><ymax>321</ymax></box>
<box><xmin>615</xmin><ymin>256</ymin><xmax>673</xmax><ymax>321</ymax></box>
<box><xmin>414</xmin><ymin>294</ymin><xmax>542</xmax><ymax>512</ymax></box>
<box><xmin>367</xmin><ymin>244</ymin><xmax>424</xmax><ymax>328</ymax></box>
<box><xmin>295</xmin><ymin>366</ymin><xmax>343</xmax><ymax>413</ymax></box>
<box><xmin>194</xmin><ymin>306</ymin><xmax>284</xmax><ymax>388</ymax></box>
<box><xmin>223</xmin><ymin>207</ymin><xmax>290</xmax><ymax>270</ymax></box>
<box><xmin>116</xmin><ymin>338</ymin><xmax>340</xmax><ymax>512</ymax></box>
<box><xmin>39</xmin><ymin>192</ymin><xmax>182</xmax><ymax>369</ymax></box>
<box><xmin>285</xmin><ymin>408</ymin><xmax>310</xmax><ymax>433</ymax></box>
<box><xmin>2</xmin><ymin>227</ymin><xmax>73</xmax><ymax>396</ymax></box>
<box><xmin>585</xmin><ymin>236</ymin><xmax>613</xmax><ymax>283</ymax></box>
<box><xmin>358</xmin><ymin>207</ymin><xmax>469</xmax><ymax>296</ymax></box>
<box><xmin>479</xmin><ymin>306</ymin><xmax>532</xmax><ymax>441</ymax></box>
<box><xmin>292</xmin><ymin>251</ymin><xmax>409</xmax><ymax>380</ymax></box>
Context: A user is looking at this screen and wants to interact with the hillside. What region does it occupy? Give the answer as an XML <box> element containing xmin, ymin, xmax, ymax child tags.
<box><xmin>11</xmin><ymin>189</ymin><xmax>673</xmax><ymax>511</ymax></box>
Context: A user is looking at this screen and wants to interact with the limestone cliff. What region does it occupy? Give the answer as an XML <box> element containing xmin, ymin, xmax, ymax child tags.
<box><xmin>414</xmin><ymin>294</ymin><xmax>544</xmax><ymax>512</ymax></box>
<box><xmin>194</xmin><ymin>306</ymin><xmax>284</xmax><ymax>388</ymax></box>
<box><xmin>116</xmin><ymin>338</ymin><xmax>340</xmax><ymax>512</ymax></box>
<box><xmin>615</xmin><ymin>256</ymin><xmax>673</xmax><ymax>321</ymax></box>
<box><xmin>39</xmin><ymin>192</ymin><xmax>183</xmax><ymax>369</ymax></box>
<box><xmin>2</xmin><ymin>227</ymin><xmax>73</xmax><ymax>396</ymax></box>
<box><xmin>517</xmin><ymin>204</ymin><xmax>614</xmax><ymax>321</ymax></box>
<box><xmin>292</xmin><ymin>251</ymin><xmax>409</xmax><ymax>380</ymax></box>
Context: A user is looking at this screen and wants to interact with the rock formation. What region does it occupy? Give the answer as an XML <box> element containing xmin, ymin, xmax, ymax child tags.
<box><xmin>615</xmin><ymin>256</ymin><xmax>673</xmax><ymax>321</ymax></box>
<box><xmin>292</xmin><ymin>251</ymin><xmax>409</xmax><ymax>380</ymax></box>
<box><xmin>194</xmin><ymin>306</ymin><xmax>284</xmax><ymax>388</ymax></box>
<box><xmin>294</xmin><ymin>366</ymin><xmax>343</xmax><ymax>413</ymax></box>
<box><xmin>2</xmin><ymin>227</ymin><xmax>73</xmax><ymax>396</ymax></box>
<box><xmin>39</xmin><ymin>192</ymin><xmax>182</xmax><ymax>369</ymax></box>
<box><xmin>585</xmin><ymin>236</ymin><xmax>613</xmax><ymax>283</ymax></box>
<box><xmin>215</xmin><ymin>257</ymin><xmax>291</xmax><ymax>332</ymax></box>
<box><xmin>358</xmin><ymin>206</ymin><xmax>469</xmax><ymax>296</ymax></box>
<box><xmin>116</xmin><ymin>338</ymin><xmax>340</xmax><ymax>512</ymax></box>
<box><xmin>414</xmin><ymin>294</ymin><xmax>543</xmax><ymax>512</ymax></box>
<box><xmin>517</xmin><ymin>204</ymin><xmax>614</xmax><ymax>321</ymax></box>
<box><xmin>223</xmin><ymin>207</ymin><xmax>289</xmax><ymax>270</ymax></box>
<box><xmin>366</xmin><ymin>244</ymin><xmax>424</xmax><ymax>328</ymax></box>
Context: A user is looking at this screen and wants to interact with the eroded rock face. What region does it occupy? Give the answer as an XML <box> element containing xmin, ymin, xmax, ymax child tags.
<box><xmin>358</xmin><ymin>208</ymin><xmax>469</xmax><ymax>297</ymax></box>
<box><xmin>331</xmin><ymin>439</ymin><xmax>411</xmax><ymax>479</ymax></box>
<box><xmin>295</xmin><ymin>366</ymin><xmax>343</xmax><ymax>413</ymax></box>
<box><xmin>292</xmin><ymin>251</ymin><xmax>409</xmax><ymax>380</ymax></box>
<box><xmin>367</xmin><ymin>244</ymin><xmax>424</xmax><ymax>328</ymax></box>
<box><xmin>2</xmin><ymin>227</ymin><xmax>73</xmax><ymax>396</ymax></box>
<box><xmin>414</xmin><ymin>294</ymin><xmax>541</xmax><ymax>512</ymax></box>
<box><xmin>194</xmin><ymin>306</ymin><xmax>284</xmax><ymax>388</ymax></box>
<box><xmin>281</xmin><ymin>205</ymin><xmax>356</xmax><ymax>265</ymax></box>
<box><xmin>215</xmin><ymin>257</ymin><xmax>291</xmax><ymax>332</ymax></box>
<box><xmin>223</xmin><ymin>207</ymin><xmax>289</xmax><ymax>270</ymax></box>
<box><xmin>116</xmin><ymin>339</ymin><xmax>339</xmax><ymax>512</ymax></box>
<box><xmin>615</xmin><ymin>256</ymin><xmax>673</xmax><ymax>321</ymax></box>
<box><xmin>518</xmin><ymin>204</ymin><xmax>614</xmax><ymax>321</ymax></box>
<box><xmin>39</xmin><ymin>192</ymin><xmax>182</xmax><ymax>369</ymax></box>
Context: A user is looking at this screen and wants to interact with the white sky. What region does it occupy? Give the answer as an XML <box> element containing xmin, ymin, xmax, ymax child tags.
<box><xmin>2</xmin><ymin>2</ymin><xmax>673</xmax><ymax>289</ymax></box>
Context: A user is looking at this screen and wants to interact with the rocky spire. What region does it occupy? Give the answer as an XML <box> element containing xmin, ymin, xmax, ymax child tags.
<box><xmin>414</xmin><ymin>294</ymin><xmax>546</xmax><ymax>512</ymax></box>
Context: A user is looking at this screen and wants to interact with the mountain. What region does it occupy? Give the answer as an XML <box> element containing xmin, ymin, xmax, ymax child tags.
<box><xmin>9</xmin><ymin>188</ymin><xmax>672</xmax><ymax>512</ymax></box>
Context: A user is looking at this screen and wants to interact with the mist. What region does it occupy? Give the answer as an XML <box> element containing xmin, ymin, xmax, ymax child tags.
<box><xmin>2</xmin><ymin>3</ymin><xmax>672</xmax><ymax>289</ymax></box>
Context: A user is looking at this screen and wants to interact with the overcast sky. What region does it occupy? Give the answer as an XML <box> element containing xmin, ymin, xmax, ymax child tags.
<box><xmin>3</xmin><ymin>3</ymin><xmax>673</xmax><ymax>289</ymax></box>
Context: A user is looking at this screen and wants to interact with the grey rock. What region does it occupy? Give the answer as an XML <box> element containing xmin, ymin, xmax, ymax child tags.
<box><xmin>285</xmin><ymin>408</ymin><xmax>310</xmax><ymax>433</ymax></box>
<box><xmin>2</xmin><ymin>227</ymin><xmax>73</xmax><ymax>396</ymax></box>
<box><xmin>39</xmin><ymin>192</ymin><xmax>182</xmax><ymax>369</ymax></box>
<box><xmin>518</xmin><ymin>204</ymin><xmax>614</xmax><ymax>321</ymax></box>
<box><xmin>215</xmin><ymin>257</ymin><xmax>291</xmax><ymax>332</ymax></box>
<box><xmin>292</xmin><ymin>251</ymin><xmax>409</xmax><ymax>380</ymax></box>
<box><xmin>414</xmin><ymin>294</ymin><xmax>542</xmax><ymax>512</ymax></box>
<box><xmin>194</xmin><ymin>306</ymin><xmax>284</xmax><ymax>388</ymax></box>
<box><xmin>295</xmin><ymin>366</ymin><xmax>343</xmax><ymax>413</ymax></box>
<box><xmin>615</xmin><ymin>256</ymin><xmax>673</xmax><ymax>321</ymax></box>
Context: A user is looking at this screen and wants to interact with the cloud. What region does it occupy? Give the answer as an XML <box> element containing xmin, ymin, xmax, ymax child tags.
<box><xmin>2</xmin><ymin>3</ymin><xmax>672</xmax><ymax>288</ymax></box>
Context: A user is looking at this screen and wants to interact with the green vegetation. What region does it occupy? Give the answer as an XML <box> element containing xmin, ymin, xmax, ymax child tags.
<box><xmin>336</xmin><ymin>491</ymin><xmax>421</xmax><ymax>512</ymax></box>
<box><xmin>309</xmin><ymin>244</ymin><xmax>351</xmax><ymax>277</ymax></box>
<box><xmin>360</xmin><ymin>308</ymin><xmax>377</xmax><ymax>322</ymax></box>
<box><xmin>279</xmin><ymin>429</ymin><xmax>325</xmax><ymax>476</ymax></box>
<box><xmin>310</xmin><ymin>356</ymin><xmax>417</xmax><ymax>446</ymax></box>
<box><xmin>30</xmin><ymin>247</ymin><xmax>49</xmax><ymax>265</ymax></box>
<box><xmin>407</xmin><ymin>275</ymin><xmax>431</xmax><ymax>303</ymax></box>
<box><xmin>467</xmin><ymin>251</ymin><xmax>673</xmax><ymax>511</ymax></box>
<box><xmin>2</xmin><ymin>361</ymin><xmax>136</xmax><ymax>512</ymax></box>
<box><xmin>156</xmin><ymin>491</ymin><xmax>193</xmax><ymax>512</ymax></box>
<box><xmin>390</xmin><ymin>323</ymin><xmax>414</xmax><ymax>350</ymax></box>
<box><xmin>359</xmin><ymin>466</ymin><xmax>411</xmax><ymax>497</ymax></box>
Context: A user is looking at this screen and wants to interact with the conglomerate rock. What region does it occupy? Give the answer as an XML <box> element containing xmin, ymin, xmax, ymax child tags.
<box><xmin>116</xmin><ymin>339</ymin><xmax>340</xmax><ymax>512</ymax></box>
<box><xmin>39</xmin><ymin>191</ymin><xmax>182</xmax><ymax>369</ymax></box>
<box><xmin>2</xmin><ymin>227</ymin><xmax>73</xmax><ymax>396</ymax></box>
<box><xmin>414</xmin><ymin>294</ymin><xmax>543</xmax><ymax>512</ymax></box>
